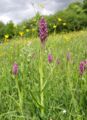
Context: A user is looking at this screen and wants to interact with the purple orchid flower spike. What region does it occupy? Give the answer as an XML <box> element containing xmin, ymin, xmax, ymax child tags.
<box><xmin>12</xmin><ymin>63</ymin><xmax>18</xmax><ymax>76</ymax></box>
<box><xmin>39</xmin><ymin>17</ymin><xmax>48</xmax><ymax>47</ymax></box>
<box><xmin>48</xmin><ymin>54</ymin><xmax>53</xmax><ymax>63</ymax></box>
<box><xmin>79</xmin><ymin>60</ymin><xmax>87</xmax><ymax>76</ymax></box>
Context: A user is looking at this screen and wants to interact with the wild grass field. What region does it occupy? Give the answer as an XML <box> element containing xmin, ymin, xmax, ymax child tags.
<box><xmin>0</xmin><ymin>30</ymin><xmax>87</xmax><ymax>120</ymax></box>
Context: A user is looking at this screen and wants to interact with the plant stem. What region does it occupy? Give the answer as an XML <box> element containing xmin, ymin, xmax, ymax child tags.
<box><xmin>39</xmin><ymin>48</ymin><xmax>44</xmax><ymax>117</ymax></box>
<box><xmin>15</xmin><ymin>77</ymin><xmax>23</xmax><ymax>115</ymax></box>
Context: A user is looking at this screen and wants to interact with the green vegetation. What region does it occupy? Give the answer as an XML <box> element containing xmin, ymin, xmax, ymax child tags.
<box><xmin>0</xmin><ymin>31</ymin><xmax>87</xmax><ymax>119</ymax></box>
<box><xmin>0</xmin><ymin>0</ymin><xmax>87</xmax><ymax>119</ymax></box>
<box><xmin>0</xmin><ymin>0</ymin><xmax>87</xmax><ymax>42</ymax></box>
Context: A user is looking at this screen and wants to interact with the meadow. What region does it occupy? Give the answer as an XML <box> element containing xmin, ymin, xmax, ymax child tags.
<box><xmin>0</xmin><ymin>30</ymin><xmax>87</xmax><ymax>120</ymax></box>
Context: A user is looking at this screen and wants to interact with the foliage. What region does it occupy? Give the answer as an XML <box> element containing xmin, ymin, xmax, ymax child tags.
<box><xmin>0</xmin><ymin>1</ymin><xmax>87</xmax><ymax>42</ymax></box>
<box><xmin>0</xmin><ymin>31</ymin><xmax>87</xmax><ymax>119</ymax></box>
<box><xmin>83</xmin><ymin>0</ymin><xmax>87</xmax><ymax>13</ymax></box>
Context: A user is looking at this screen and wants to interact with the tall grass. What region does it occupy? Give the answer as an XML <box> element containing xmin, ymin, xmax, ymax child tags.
<box><xmin>0</xmin><ymin>31</ymin><xmax>87</xmax><ymax>120</ymax></box>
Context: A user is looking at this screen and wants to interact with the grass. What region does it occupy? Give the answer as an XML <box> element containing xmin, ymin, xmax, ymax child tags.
<box><xmin>0</xmin><ymin>30</ymin><xmax>87</xmax><ymax>120</ymax></box>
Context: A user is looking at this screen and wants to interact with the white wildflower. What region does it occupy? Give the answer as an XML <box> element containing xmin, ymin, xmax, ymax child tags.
<box><xmin>62</xmin><ymin>109</ymin><xmax>66</xmax><ymax>114</ymax></box>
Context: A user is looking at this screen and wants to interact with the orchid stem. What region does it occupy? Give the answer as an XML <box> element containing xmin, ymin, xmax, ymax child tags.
<box><xmin>39</xmin><ymin>48</ymin><xmax>44</xmax><ymax>117</ymax></box>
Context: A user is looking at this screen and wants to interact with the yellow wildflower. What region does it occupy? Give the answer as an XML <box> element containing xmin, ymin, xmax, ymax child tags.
<box><xmin>5</xmin><ymin>34</ymin><xmax>9</xmax><ymax>39</ymax></box>
<box><xmin>58</xmin><ymin>18</ymin><xmax>62</xmax><ymax>22</ymax></box>
<box><xmin>53</xmin><ymin>25</ymin><xmax>57</xmax><ymax>29</ymax></box>
<box><xmin>19</xmin><ymin>32</ymin><xmax>24</xmax><ymax>37</ymax></box>
<box><xmin>63</xmin><ymin>23</ymin><xmax>67</xmax><ymax>26</ymax></box>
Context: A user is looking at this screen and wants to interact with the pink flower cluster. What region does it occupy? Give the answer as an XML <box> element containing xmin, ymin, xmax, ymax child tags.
<box><xmin>48</xmin><ymin>54</ymin><xmax>53</xmax><ymax>63</ymax></box>
<box><xmin>12</xmin><ymin>63</ymin><xmax>18</xmax><ymax>75</ymax></box>
<box><xmin>39</xmin><ymin>17</ymin><xmax>48</xmax><ymax>45</ymax></box>
<box><xmin>79</xmin><ymin>60</ymin><xmax>87</xmax><ymax>75</ymax></box>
